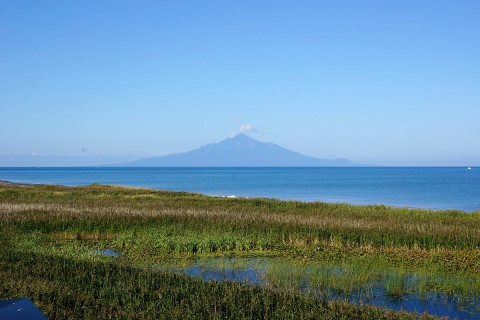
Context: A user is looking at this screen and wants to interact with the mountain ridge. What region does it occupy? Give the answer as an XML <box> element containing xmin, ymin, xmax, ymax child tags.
<box><xmin>113</xmin><ymin>134</ymin><xmax>357</xmax><ymax>167</ymax></box>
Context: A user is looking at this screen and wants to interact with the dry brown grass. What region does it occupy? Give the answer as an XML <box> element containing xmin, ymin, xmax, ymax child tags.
<box><xmin>2</xmin><ymin>200</ymin><xmax>478</xmax><ymax>242</ymax></box>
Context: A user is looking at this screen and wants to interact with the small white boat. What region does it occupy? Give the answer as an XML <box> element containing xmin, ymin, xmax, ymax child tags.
<box><xmin>467</xmin><ymin>167</ymin><xmax>472</xmax><ymax>170</ymax></box>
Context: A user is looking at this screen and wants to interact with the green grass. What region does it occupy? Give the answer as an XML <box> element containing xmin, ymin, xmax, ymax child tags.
<box><xmin>2</xmin><ymin>183</ymin><xmax>480</xmax><ymax>251</ymax></box>
<box><xmin>1</xmin><ymin>247</ymin><xmax>439</xmax><ymax>320</ymax></box>
<box><xmin>2</xmin><ymin>182</ymin><xmax>479</xmax><ymax>318</ymax></box>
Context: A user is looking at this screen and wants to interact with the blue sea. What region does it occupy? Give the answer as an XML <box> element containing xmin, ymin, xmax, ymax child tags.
<box><xmin>0</xmin><ymin>167</ymin><xmax>479</xmax><ymax>212</ymax></box>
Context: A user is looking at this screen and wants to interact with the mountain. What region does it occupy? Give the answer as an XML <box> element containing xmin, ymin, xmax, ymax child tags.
<box><xmin>114</xmin><ymin>134</ymin><xmax>357</xmax><ymax>167</ymax></box>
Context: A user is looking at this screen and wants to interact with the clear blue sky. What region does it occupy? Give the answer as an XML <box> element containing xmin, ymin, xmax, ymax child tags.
<box><xmin>1</xmin><ymin>1</ymin><xmax>479</xmax><ymax>166</ymax></box>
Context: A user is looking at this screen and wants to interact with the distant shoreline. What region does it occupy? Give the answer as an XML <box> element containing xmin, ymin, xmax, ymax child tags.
<box><xmin>1</xmin><ymin>178</ymin><xmax>478</xmax><ymax>214</ymax></box>
<box><xmin>0</xmin><ymin>179</ymin><xmax>38</xmax><ymax>187</ymax></box>
<box><xmin>1</xmin><ymin>166</ymin><xmax>478</xmax><ymax>212</ymax></box>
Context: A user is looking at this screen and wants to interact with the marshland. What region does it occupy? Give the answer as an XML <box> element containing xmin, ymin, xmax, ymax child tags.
<box><xmin>1</xmin><ymin>181</ymin><xmax>480</xmax><ymax>319</ymax></box>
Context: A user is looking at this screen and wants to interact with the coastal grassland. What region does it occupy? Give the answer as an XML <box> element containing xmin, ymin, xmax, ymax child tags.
<box><xmin>1</xmin><ymin>182</ymin><xmax>479</xmax><ymax>318</ymax></box>
<box><xmin>2</xmin><ymin>183</ymin><xmax>480</xmax><ymax>251</ymax></box>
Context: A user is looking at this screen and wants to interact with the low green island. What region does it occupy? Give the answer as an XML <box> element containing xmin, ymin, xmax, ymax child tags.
<box><xmin>1</xmin><ymin>181</ymin><xmax>479</xmax><ymax>319</ymax></box>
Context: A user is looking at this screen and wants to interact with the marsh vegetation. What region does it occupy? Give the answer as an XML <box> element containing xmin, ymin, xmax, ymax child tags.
<box><xmin>1</xmin><ymin>182</ymin><xmax>479</xmax><ymax>318</ymax></box>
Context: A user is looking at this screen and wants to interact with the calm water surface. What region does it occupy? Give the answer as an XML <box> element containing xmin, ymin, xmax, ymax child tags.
<box><xmin>0</xmin><ymin>167</ymin><xmax>479</xmax><ymax>211</ymax></box>
<box><xmin>155</xmin><ymin>256</ymin><xmax>480</xmax><ymax>320</ymax></box>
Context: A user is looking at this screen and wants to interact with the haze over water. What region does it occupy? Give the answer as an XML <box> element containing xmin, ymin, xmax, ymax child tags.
<box><xmin>1</xmin><ymin>167</ymin><xmax>479</xmax><ymax>212</ymax></box>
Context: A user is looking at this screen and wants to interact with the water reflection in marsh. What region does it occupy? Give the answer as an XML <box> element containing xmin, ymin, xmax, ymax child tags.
<box><xmin>96</xmin><ymin>248</ymin><xmax>122</xmax><ymax>257</ymax></box>
<box><xmin>153</xmin><ymin>256</ymin><xmax>480</xmax><ymax>320</ymax></box>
